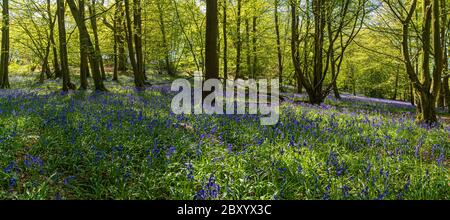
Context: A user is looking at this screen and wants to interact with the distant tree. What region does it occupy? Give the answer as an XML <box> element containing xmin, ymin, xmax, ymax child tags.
<box><xmin>156</xmin><ymin>0</ymin><xmax>174</xmax><ymax>75</ymax></box>
<box><xmin>291</xmin><ymin>0</ymin><xmax>366</xmax><ymax>104</ymax></box>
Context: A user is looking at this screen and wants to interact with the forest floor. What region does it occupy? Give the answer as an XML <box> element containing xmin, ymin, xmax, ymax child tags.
<box><xmin>0</xmin><ymin>74</ymin><xmax>448</xmax><ymax>200</ymax></box>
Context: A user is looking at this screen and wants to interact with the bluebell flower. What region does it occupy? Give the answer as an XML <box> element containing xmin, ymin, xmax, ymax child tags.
<box><xmin>3</xmin><ymin>162</ymin><xmax>16</xmax><ymax>173</ymax></box>
<box><xmin>342</xmin><ymin>185</ymin><xmax>350</xmax><ymax>199</ymax></box>
<box><xmin>9</xmin><ymin>177</ymin><xmax>17</xmax><ymax>188</ymax></box>
<box><xmin>297</xmin><ymin>165</ymin><xmax>303</xmax><ymax>174</ymax></box>
<box><xmin>64</xmin><ymin>176</ymin><xmax>76</xmax><ymax>185</ymax></box>
<box><xmin>322</xmin><ymin>184</ymin><xmax>331</xmax><ymax>200</ymax></box>
<box><xmin>55</xmin><ymin>192</ymin><xmax>62</xmax><ymax>200</ymax></box>
<box><xmin>364</xmin><ymin>163</ymin><xmax>372</xmax><ymax>176</ymax></box>
<box><xmin>404</xmin><ymin>176</ymin><xmax>411</xmax><ymax>192</ymax></box>
<box><xmin>185</xmin><ymin>163</ymin><xmax>194</xmax><ymax>181</ymax></box>
<box><xmin>166</xmin><ymin>146</ymin><xmax>176</xmax><ymax>158</ymax></box>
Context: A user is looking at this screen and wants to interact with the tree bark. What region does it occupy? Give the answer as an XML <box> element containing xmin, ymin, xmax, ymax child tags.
<box><xmin>205</xmin><ymin>0</ymin><xmax>219</xmax><ymax>93</ymax></box>
<box><xmin>0</xmin><ymin>0</ymin><xmax>10</xmax><ymax>89</ymax></box>
<box><xmin>79</xmin><ymin>0</ymin><xmax>89</xmax><ymax>90</ymax></box>
<box><xmin>275</xmin><ymin>0</ymin><xmax>283</xmax><ymax>90</ymax></box>
<box><xmin>89</xmin><ymin>0</ymin><xmax>107</xmax><ymax>80</ymax></box>
<box><xmin>291</xmin><ymin>0</ymin><xmax>303</xmax><ymax>94</ymax></box>
<box><xmin>235</xmin><ymin>0</ymin><xmax>242</xmax><ymax>79</ymax></box>
<box><xmin>57</xmin><ymin>0</ymin><xmax>74</xmax><ymax>91</ymax></box>
<box><xmin>223</xmin><ymin>0</ymin><xmax>228</xmax><ymax>79</ymax></box>
<box><xmin>157</xmin><ymin>1</ymin><xmax>173</xmax><ymax>75</ymax></box>
<box><xmin>245</xmin><ymin>19</ymin><xmax>251</xmax><ymax>77</ymax></box>
<box><xmin>67</xmin><ymin>0</ymin><xmax>107</xmax><ymax>91</ymax></box>
<box><xmin>252</xmin><ymin>16</ymin><xmax>257</xmax><ymax>79</ymax></box>
<box><xmin>133</xmin><ymin>0</ymin><xmax>146</xmax><ymax>79</ymax></box>
<box><xmin>48</xmin><ymin>0</ymin><xmax>61</xmax><ymax>79</ymax></box>
<box><xmin>124</xmin><ymin>0</ymin><xmax>145</xmax><ymax>88</ymax></box>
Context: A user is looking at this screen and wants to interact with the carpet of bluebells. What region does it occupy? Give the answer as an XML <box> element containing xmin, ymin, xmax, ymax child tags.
<box><xmin>0</xmin><ymin>76</ymin><xmax>449</xmax><ymax>200</ymax></box>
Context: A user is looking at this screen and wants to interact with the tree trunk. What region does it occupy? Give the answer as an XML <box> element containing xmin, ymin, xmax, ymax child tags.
<box><xmin>252</xmin><ymin>16</ymin><xmax>257</xmax><ymax>79</ymax></box>
<box><xmin>245</xmin><ymin>19</ymin><xmax>251</xmax><ymax>77</ymax></box>
<box><xmin>291</xmin><ymin>0</ymin><xmax>303</xmax><ymax>94</ymax></box>
<box><xmin>205</xmin><ymin>0</ymin><xmax>219</xmax><ymax>98</ymax></box>
<box><xmin>157</xmin><ymin>1</ymin><xmax>172</xmax><ymax>76</ymax></box>
<box><xmin>116</xmin><ymin>0</ymin><xmax>126</xmax><ymax>73</ymax></box>
<box><xmin>40</xmin><ymin>42</ymin><xmax>51</xmax><ymax>83</ymax></box>
<box><xmin>112</xmin><ymin>0</ymin><xmax>120</xmax><ymax>81</ymax></box>
<box><xmin>89</xmin><ymin>0</ymin><xmax>107</xmax><ymax>80</ymax></box>
<box><xmin>57</xmin><ymin>0</ymin><xmax>74</xmax><ymax>91</ymax></box>
<box><xmin>47</xmin><ymin>0</ymin><xmax>60</xmax><ymax>79</ymax></box>
<box><xmin>275</xmin><ymin>0</ymin><xmax>283</xmax><ymax>90</ymax></box>
<box><xmin>124</xmin><ymin>0</ymin><xmax>145</xmax><ymax>88</ymax></box>
<box><xmin>312</xmin><ymin>0</ymin><xmax>325</xmax><ymax>104</ymax></box>
<box><xmin>79</xmin><ymin>0</ymin><xmax>89</xmax><ymax>90</ymax></box>
<box><xmin>133</xmin><ymin>0</ymin><xmax>146</xmax><ymax>79</ymax></box>
<box><xmin>235</xmin><ymin>0</ymin><xmax>242</xmax><ymax>79</ymax></box>
<box><xmin>223</xmin><ymin>0</ymin><xmax>228</xmax><ymax>79</ymax></box>
<box><xmin>132</xmin><ymin>0</ymin><xmax>146</xmax><ymax>80</ymax></box>
<box><xmin>0</xmin><ymin>0</ymin><xmax>10</xmax><ymax>89</ymax></box>
<box><xmin>398</xmin><ymin>0</ymin><xmax>441</xmax><ymax>124</ymax></box>
<box><xmin>67</xmin><ymin>0</ymin><xmax>107</xmax><ymax>91</ymax></box>
<box><xmin>393</xmin><ymin>69</ymin><xmax>400</xmax><ymax>100</ymax></box>
<box><xmin>441</xmin><ymin>0</ymin><xmax>449</xmax><ymax>112</ymax></box>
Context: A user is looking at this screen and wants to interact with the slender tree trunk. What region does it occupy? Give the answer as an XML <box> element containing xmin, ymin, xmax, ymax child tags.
<box><xmin>117</xmin><ymin>2</ymin><xmax>126</xmax><ymax>73</ymax></box>
<box><xmin>157</xmin><ymin>1</ymin><xmax>172</xmax><ymax>75</ymax></box>
<box><xmin>40</xmin><ymin>42</ymin><xmax>51</xmax><ymax>83</ymax></box>
<box><xmin>48</xmin><ymin>0</ymin><xmax>61</xmax><ymax>79</ymax></box>
<box><xmin>235</xmin><ymin>0</ymin><xmax>242</xmax><ymax>79</ymax></box>
<box><xmin>223</xmin><ymin>0</ymin><xmax>228</xmax><ymax>79</ymax></box>
<box><xmin>57</xmin><ymin>0</ymin><xmax>74</xmax><ymax>91</ymax></box>
<box><xmin>89</xmin><ymin>0</ymin><xmax>107</xmax><ymax>80</ymax></box>
<box><xmin>133</xmin><ymin>0</ymin><xmax>146</xmax><ymax>80</ymax></box>
<box><xmin>67</xmin><ymin>0</ymin><xmax>107</xmax><ymax>91</ymax></box>
<box><xmin>441</xmin><ymin>0</ymin><xmax>449</xmax><ymax>112</ymax></box>
<box><xmin>124</xmin><ymin>0</ymin><xmax>145</xmax><ymax>88</ymax></box>
<box><xmin>393</xmin><ymin>68</ymin><xmax>400</xmax><ymax>100</ymax></box>
<box><xmin>311</xmin><ymin>0</ymin><xmax>325</xmax><ymax>104</ymax></box>
<box><xmin>0</xmin><ymin>0</ymin><xmax>10</xmax><ymax>89</ymax></box>
<box><xmin>291</xmin><ymin>0</ymin><xmax>303</xmax><ymax>94</ymax></box>
<box><xmin>245</xmin><ymin>19</ymin><xmax>251</xmax><ymax>77</ymax></box>
<box><xmin>113</xmin><ymin>0</ymin><xmax>120</xmax><ymax>81</ymax></box>
<box><xmin>173</xmin><ymin>0</ymin><xmax>200</xmax><ymax>72</ymax></box>
<box><xmin>275</xmin><ymin>0</ymin><xmax>283</xmax><ymax>90</ymax></box>
<box><xmin>328</xmin><ymin>19</ymin><xmax>341</xmax><ymax>100</ymax></box>
<box><xmin>79</xmin><ymin>0</ymin><xmax>89</xmax><ymax>90</ymax></box>
<box><xmin>252</xmin><ymin>16</ymin><xmax>257</xmax><ymax>79</ymax></box>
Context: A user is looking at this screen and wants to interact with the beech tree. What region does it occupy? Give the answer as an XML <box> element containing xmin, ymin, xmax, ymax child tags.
<box><xmin>385</xmin><ymin>0</ymin><xmax>446</xmax><ymax>124</ymax></box>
